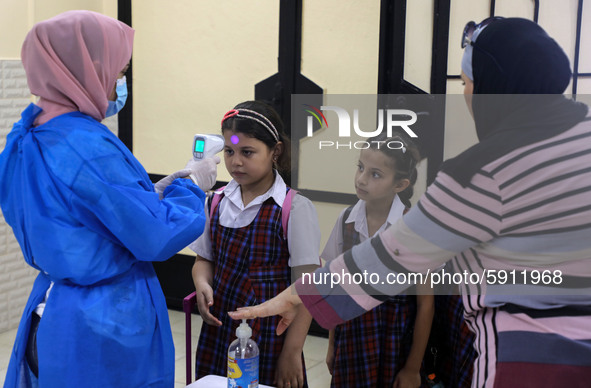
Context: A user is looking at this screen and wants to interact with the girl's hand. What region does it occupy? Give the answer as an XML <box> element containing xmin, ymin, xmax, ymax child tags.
<box><xmin>325</xmin><ymin>348</ymin><xmax>335</xmax><ymax>375</ymax></box>
<box><xmin>274</xmin><ymin>349</ymin><xmax>305</xmax><ymax>388</ymax></box>
<box><xmin>194</xmin><ymin>280</ymin><xmax>222</xmax><ymax>326</ymax></box>
<box><xmin>392</xmin><ymin>367</ymin><xmax>421</xmax><ymax>388</ymax></box>
<box><xmin>325</xmin><ymin>337</ymin><xmax>335</xmax><ymax>375</ymax></box>
<box><xmin>228</xmin><ymin>285</ymin><xmax>302</xmax><ymax>335</ymax></box>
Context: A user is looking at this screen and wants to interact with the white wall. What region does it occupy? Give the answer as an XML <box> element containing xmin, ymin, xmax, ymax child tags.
<box><xmin>0</xmin><ymin>60</ymin><xmax>36</xmax><ymax>333</ymax></box>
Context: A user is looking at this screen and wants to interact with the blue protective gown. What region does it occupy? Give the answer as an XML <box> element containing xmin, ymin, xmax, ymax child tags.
<box><xmin>0</xmin><ymin>104</ymin><xmax>207</xmax><ymax>387</ymax></box>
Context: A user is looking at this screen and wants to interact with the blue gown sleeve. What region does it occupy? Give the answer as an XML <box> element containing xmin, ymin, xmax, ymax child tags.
<box><xmin>44</xmin><ymin>118</ymin><xmax>207</xmax><ymax>263</ymax></box>
<box><xmin>68</xmin><ymin>160</ymin><xmax>206</xmax><ymax>263</ymax></box>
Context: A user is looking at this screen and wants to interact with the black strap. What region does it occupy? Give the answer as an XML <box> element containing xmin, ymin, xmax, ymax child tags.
<box><xmin>26</xmin><ymin>312</ymin><xmax>40</xmax><ymax>378</ymax></box>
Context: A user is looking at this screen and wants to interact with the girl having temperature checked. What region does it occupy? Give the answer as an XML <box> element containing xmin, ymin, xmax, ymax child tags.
<box><xmin>189</xmin><ymin>101</ymin><xmax>321</xmax><ymax>388</ymax></box>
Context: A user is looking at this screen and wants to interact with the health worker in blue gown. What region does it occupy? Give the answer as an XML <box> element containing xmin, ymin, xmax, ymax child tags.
<box><xmin>0</xmin><ymin>10</ymin><xmax>218</xmax><ymax>388</ymax></box>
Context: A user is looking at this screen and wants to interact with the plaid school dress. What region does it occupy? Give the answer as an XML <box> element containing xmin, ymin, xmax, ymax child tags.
<box><xmin>330</xmin><ymin>206</ymin><xmax>418</xmax><ymax>388</ymax></box>
<box><xmin>195</xmin><ymin>189</ymin><xmax>307</xmax><ymax>386</ymax></box>
<box><xmin>431</xmin><ymin>293</ymin><xmax>476</xmax><ymax>387</ymax></box>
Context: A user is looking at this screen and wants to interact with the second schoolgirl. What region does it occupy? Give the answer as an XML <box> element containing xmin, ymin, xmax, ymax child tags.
<box><xmin>322</xmin><ymin>133</ymin><xmax>434</xmax><ymax>388</ymax></box>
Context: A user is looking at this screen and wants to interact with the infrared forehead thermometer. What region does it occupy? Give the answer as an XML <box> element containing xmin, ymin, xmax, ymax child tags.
<box><xmin>193</xmin><ymin>134</ymin><xmax>225</xmax><ymax>160</ymax></box>
<box><xmin>190</xmin><ymin>134</ymin><xmax>225</xmax><ymax>186</ymax></box>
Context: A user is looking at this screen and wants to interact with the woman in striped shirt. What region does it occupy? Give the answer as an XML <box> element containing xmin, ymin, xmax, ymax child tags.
<box><xmin>231</xmin><ymin>18</ymin><xmax>591</xmax><ymax>388</ymax></box>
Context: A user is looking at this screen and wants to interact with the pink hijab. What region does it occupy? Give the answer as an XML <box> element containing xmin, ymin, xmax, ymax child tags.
<box><xmin>21</xmin><ymin>10</ymin><xmax>134</xmax><ymax>125</ymax></box>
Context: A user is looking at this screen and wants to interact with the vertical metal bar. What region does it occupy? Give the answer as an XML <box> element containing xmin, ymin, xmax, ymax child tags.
<box><xmin>278</xmin><ymin>0</ymin><xmax>301</xmax><ymax>76</ymax></box>
<box><xmin>572</xmin><ymin>0</ymin><xmax>584</xmax><ymax>97</ymax></box>
<box><xmin>276</xmin><ymin>0</ymin><xmax>300</xmax><ymax>188</ymax></box>
<box><xmin>117</xmin><ymin>0</ymin><xmax>133</xmax><ymax>152</ymax></box>
<box><xmin>428</xmin><ymin>0</ymin><xmax>451</xmax><ymax>184</ymax></box>
<box><xmin>490</xmin><ymin>0</ymin><xmax>496</xmax><ymax>16</ymax></box>
<box><xmin>378</xmin><ymin>0</ymin><xmax>407</xmax><ymax>93</ymax></box>
<box><xmin>533</xmin><ymin>0</ymin><xmax>540</xmax><ymax>23</ymax></box>
<box><xmin>431</xmin><ymin>0</ymin><xmax>451</xmax><ymax>94</ymax></box>
<box><xmin>183</xmin><ymin>293</ymin><xmax>196</xmax><ymax>385</ymax></box>
<box><xmin>185</xmin><ymin>301</ymin><xmax>192</xmax><ymax>385</ymax></box>
<box><xmin>377</xmin><ymin>0</ymin><xmax>391</xmax><ymax>93</ymax></box>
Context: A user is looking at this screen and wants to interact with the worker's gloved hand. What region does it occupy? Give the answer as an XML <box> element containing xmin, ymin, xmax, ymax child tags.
<box><xmin>154</xmin><ymin>156</ymin><xmax>220</xmax><ymax>198</ymax></box>
<box><xmin>185</xmin><ymin>156</ymin><xmax>220</xmax><ymax>192</ymax></box>
<box><xmin>154</xmin><ymin>170</ymin><xmax>189</xmax><ymax>199</ymax></box>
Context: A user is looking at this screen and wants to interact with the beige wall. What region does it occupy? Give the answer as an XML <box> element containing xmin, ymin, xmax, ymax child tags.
<box><xmin>301</xmin><ymin>1</ymin><xmax>380</xmax><ymax>94</ymax></box>
<box><xmin>0</xmin><ymin>0</ymin><xmax>116</xmax><ymax>59</ymax></box>
<box><xmin>132</xmin><ymin>0</ymin><xmax>279</xmax><ymax>183</ymax></box>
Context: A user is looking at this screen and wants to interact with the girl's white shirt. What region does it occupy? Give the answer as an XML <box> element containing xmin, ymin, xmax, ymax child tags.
<box><xmin>321</xmin><ymin>195</ymin><xmax>406</xmax><ymax>261</ymax></box>
<box><xmin>189</xmin><ymin>171</ymin><xmax>321</xmax><ymax>267</ymax></box>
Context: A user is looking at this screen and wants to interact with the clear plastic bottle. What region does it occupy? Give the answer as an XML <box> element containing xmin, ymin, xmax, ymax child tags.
<box><xmin>227</xmin><ymin>319</ymin><xmax>259</xmax><ymax>388</ymax></box>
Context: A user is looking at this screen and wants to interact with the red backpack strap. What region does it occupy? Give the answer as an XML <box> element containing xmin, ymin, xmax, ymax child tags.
<box><xmin>281</xmin><ymin>189</ymin><xmax>298</xmax><ymax>239</ymax></box>
<box><xmin>209</xmin><ymin>186</ymin><xmax>226</xmax><ymax>219</ymax></box>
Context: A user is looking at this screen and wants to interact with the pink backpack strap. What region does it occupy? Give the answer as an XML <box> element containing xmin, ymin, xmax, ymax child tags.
<box><xmin>210</xmin><ymin>187</ymin><xmax>295</xmax><ymax>239</ymax></box>
<box><xmin>209</xmin><ymin>186</ymin><xmax>226</xmax><ymax>219</ymax></box>
<box><xmin>282</xmin><ymin>189</ymin><xmax>297</xmax><ymax>239</ymax></box>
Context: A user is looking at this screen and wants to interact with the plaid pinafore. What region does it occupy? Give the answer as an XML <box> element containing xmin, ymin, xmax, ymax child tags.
<box><xmin>195</xmin><ymin>189</ymin><xmax>307</xmax><ymax>386</ymax></box>
<box><xmin>330</xmin><ymin>206</ymin><xmax>418</xmax><ymax>388</ymax></box>
<box><xmin>430</xmin><ymin>268</ymin><xmax>476</xmax><ymax>387</ymax></box>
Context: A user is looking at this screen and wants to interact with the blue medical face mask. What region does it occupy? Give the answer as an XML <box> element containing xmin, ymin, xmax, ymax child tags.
<box><xmin>105</xmin><ymin>76</ymin><xmax>128</xmax><ymax>117</ymax></box>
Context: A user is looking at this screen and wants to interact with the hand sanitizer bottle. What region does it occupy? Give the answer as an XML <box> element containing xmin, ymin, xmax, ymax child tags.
<box><xmin>227</xmin><ymin>319</ymin><xmax>259</xmax><ymax>388</ymax></box>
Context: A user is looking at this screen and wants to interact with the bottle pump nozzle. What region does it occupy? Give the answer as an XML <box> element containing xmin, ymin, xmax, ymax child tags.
<box><xmin>236</xmin><ymin>319</ymin><xmax>252</xmax><ymax>339</ymax></box>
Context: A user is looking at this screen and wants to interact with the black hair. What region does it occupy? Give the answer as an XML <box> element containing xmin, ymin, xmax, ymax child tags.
<box><xmin>221</xmin><ymin>100</ymin><xmax>291</xmax><ymax>182</ymax></box>
<box><xmin>367</xmin><ymin>132</ymin><xmax>421</xmax><ymax>208</ymax></box>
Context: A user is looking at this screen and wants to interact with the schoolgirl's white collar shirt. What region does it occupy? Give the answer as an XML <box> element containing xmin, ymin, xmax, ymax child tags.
<box><xmin>321</xmin><ymin>195</ymin><xmax>406</xmax><ymax>262</ymax></box>
<box><xmin>189</xmin><ymin>171</ymin><xmax>321</xmax><ymax>267</ymax></box>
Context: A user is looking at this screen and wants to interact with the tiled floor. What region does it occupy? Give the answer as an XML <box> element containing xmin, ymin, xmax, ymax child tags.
<box><xmin>0</xmin><ymin>309</ymin><xmax>332</xmax><ymax>388</ymax></box>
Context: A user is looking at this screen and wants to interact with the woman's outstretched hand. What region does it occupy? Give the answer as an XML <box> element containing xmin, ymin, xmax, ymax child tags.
<box><xmin>228</xmin><ymin>285</ymin><xmax>303</xmax><ymax>335</ymax></box>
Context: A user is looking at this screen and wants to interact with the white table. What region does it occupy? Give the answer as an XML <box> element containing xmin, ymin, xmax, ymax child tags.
<box><xmin>187</xmin><ymin>374</ymin><xmax>275</xmax><ymax>388</ymax></box>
